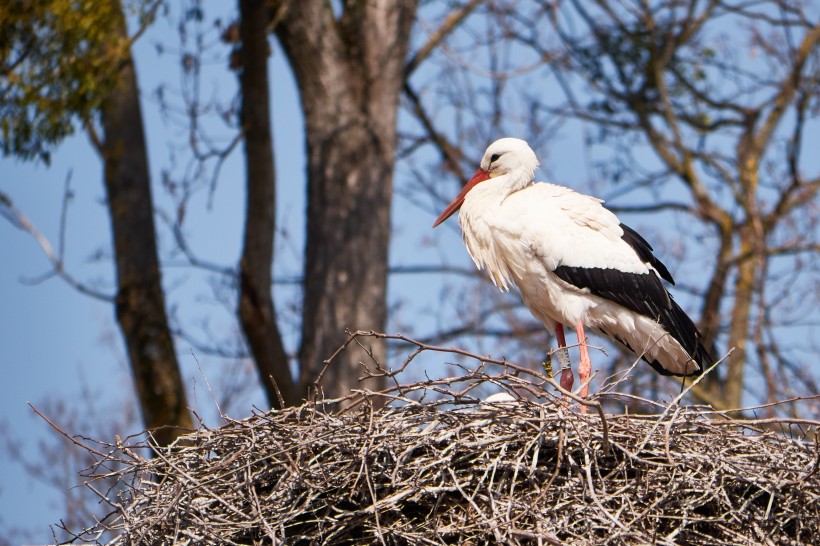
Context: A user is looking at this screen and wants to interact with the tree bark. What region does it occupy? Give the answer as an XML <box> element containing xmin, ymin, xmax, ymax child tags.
<box><xmin>236</xmin><ymin>0</ymin><xmax>300</xmax><ymax>408</ymax></box>
<box><xmin>97</xmin><ymin>0</ymin><xmax>193</xmax><ymax>446</ymax></box>
<box><xmin>725</xmin><ymin>233</ymin><xmax>757</xmax><ymax>409</ymax></box>
<box><xmin>272</xmin><ymin>0</ymin><xmax>418</xmax><ymax>401</ymax></box>
<box><xmin>696</xmin><ymin>223</ymin><xmax>733</xmax><ymax>401</ymax></box>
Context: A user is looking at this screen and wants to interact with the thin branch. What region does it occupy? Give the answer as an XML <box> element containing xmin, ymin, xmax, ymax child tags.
<box><xmin>29</xmin><ymin>404</ymin><xmax>110</xmax><ymax>459</ymax></box>
<box><xmin>0</xmin><ymin>188</ymin><xmax>114</xmax><ymax>302</ymax></box>
<box><xmin>404</xmin><ymin>0</ymin><xmax>484</xmax><ymax>77</ymax></box>
<box><xmin>402</xmin><ymin>82</ymin><xmax>466</xmax><ymax>180</ymax></box>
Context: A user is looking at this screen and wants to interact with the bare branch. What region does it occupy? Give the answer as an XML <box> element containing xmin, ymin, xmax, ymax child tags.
<box><xmin>404</xmin><ymin>0</ymin><xmax>484</xmax><ymax>77</ymax></box>
<box><xmin>0</xmin><ymin>187</ymin><xmax>113</xmax><ymax>302</ymax></box>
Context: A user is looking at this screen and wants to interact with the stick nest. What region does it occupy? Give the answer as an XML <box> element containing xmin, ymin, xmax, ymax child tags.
<box><xmin>78</xmin><ymin>395</ymin><xmax>819</xmax><ymax>545</ymax></box>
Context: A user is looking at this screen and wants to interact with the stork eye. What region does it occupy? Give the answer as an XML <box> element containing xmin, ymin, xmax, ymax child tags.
<box><xmin>490</xmin><ymin>153</ymin><xmax>501</xmax><ymax>163</ymax></box>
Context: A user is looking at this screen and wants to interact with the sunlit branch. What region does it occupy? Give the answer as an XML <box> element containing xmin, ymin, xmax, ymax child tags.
<box><xmin>0</xmin><ymin>187</ymin><xmax>113</xmax><ymax>302</ymax></box>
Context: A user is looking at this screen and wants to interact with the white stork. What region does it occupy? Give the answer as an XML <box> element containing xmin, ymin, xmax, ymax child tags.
<box><xmin>433</xmin><ymin>138</ymin><xmax>711</xmax><ymax>398</ymax></box>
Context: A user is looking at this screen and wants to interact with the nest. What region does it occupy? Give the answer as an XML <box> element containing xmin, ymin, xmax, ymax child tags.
<box><xmin>67</xmin><ymin>333</ymin><xmax>820</xmax><ymax>545</ymax></box>
<box><xmin>72</xmin><ymin>402</ymin><xmax>820</xmax><ymax>545</ymax></box>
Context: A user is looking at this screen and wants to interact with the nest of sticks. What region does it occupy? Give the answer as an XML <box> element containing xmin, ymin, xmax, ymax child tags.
<box><xmin>67</xmin><ymin>332</ymin><xmax>819</xmax><ymax>545</ymax></box>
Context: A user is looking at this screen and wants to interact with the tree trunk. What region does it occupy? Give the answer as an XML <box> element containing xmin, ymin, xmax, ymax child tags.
<box><xmin>724</xmin><ymin>227</ymin><xmax>757</xmax><ymax>409</ymax></box>
<box><xmin>697</xmin><ymin>224</ymin><xmax>733</xmax><ymax>401</ymax></box>
<box><xmin>236</xmin><ymin>0</ymin><xmax>300</xmax><ymax>408</ymax></box>
<box><xmin>97</xmin><ymin>0</ymin><xmax>193</xmax><ymax>447</ymax></box>
<box><xmin>273</xmin><ymin>0</ymin><xmax>418</xmax><ymax>401</ymax></box>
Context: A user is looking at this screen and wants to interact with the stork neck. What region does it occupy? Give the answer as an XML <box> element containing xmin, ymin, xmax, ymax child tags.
<box><xmin>508</xmin><ymin>164</ymin><xmax>537</xmax><ymax>191</ymax></box>
<box><xmin>496</xmin><ymin>170</ymin><xmax>533</xmax><ymax>197</ymax></box>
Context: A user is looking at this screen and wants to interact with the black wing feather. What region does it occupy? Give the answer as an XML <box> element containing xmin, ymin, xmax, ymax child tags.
<box><xmin>620</xmin><ymin>223</ymin><xmax>674</xmax><ymax>284</ymax></box>
<box><xmin>552</xmin><ymin>265</ymin><xmax>711</xmax><ymax>376</ymax></box>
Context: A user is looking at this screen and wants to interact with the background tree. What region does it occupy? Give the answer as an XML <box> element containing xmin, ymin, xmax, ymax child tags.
<box><xmin>270</xmin><ymin>0</ymin><xmax>418</xmax><ymax>400</ymax></box>
<box><xmin>235</xmin><ymin>0</ymin><xmax>298</xmax><ymax>407</ymax></box>
<box><xmin>3</xmin><ymin>0</ymin><xmax>818</xmax><ymax>437</ymax></box>
<box><xmin>97</xmin><ymin>1</ymin><xmax>193</xmax><ymax>446</ymax></box>
<box><xmin>1</xmin><ymin>0</ymin><xmax>193</xmax><ymax>447</ymax></box>
<box><xmin>161</xmin><ymin>0</ymin><xmax>425</xmax><ymax>404</ymax></box>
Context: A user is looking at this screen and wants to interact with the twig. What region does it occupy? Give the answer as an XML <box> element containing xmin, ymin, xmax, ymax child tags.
<box><xmin>29</xmin><ymin>404</ymin><xmax>109</xmax><ymax>458</ymax></box>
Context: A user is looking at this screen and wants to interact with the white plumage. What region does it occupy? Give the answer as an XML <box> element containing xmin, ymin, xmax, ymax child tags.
<box><xmin>434</xmin><ymin>138</ymin><xmax>711</xmax><ymax>396</ymax></box>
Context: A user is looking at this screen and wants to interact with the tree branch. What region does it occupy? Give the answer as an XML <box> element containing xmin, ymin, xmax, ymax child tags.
<box><xmin>0</xmin><ymin>188</ymin><xmax>114</xmax><ymax>302</ymax></box>
<box><xmin>404</xmin><ymin>0</ymin><xmax>483</xmax><ymax>77</ymax></box>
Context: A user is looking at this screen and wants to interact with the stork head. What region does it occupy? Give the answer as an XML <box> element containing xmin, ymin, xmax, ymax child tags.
<box><xmin>433</xmin><ymin>138</ymin><xmax>540</xmax><ymax>227</ymax></box>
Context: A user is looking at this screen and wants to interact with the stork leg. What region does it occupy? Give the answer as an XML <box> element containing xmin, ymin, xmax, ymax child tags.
<box><xmin>555</xmin><ymin>324</ymin><xmax>574</xmax><ymax>392</ymax></box>
<box><xmin>575</xmin><ymin>321</ymin><xmax>591</xmax><ymax>399</ymax></box>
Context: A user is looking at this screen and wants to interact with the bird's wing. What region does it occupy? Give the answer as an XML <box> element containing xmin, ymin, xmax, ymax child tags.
<box><xmin>561</xmin><ymin>261</ymin><xmax>710</xmax><ymax>376</ymax></box>
<box><xmin>498</xmin><ymin>183</ymin><xmax>672</xmax><ymax>320</ymax></box>
<box><xmin>497</xmin><ymin>184</ymin><xmax>648</xmax><ymax>273</ymax></box>
<box><xmin>559</xmin><ymin>189</ymin><xmax>675</xmax><ymax>283</ymax></box>
<box><xmin>503</xmin><ymin>183</ymin><xmax>672</xmax><ymax>311</ymax></box>
<box><xmin>619</xmin><ymin>223</ymin><xmax>675</xmax><ymax>284</ymax></box>
<box><xmin>499</xmin><ymin>183</ymin><xmax>673</xmax><ymax>279</ymax></box>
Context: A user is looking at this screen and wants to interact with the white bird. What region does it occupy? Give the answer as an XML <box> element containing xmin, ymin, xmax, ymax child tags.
<box><xmin>433</xmin><ymin>138</ymin><xmax>711</xmax><ymax>398</ymax></box>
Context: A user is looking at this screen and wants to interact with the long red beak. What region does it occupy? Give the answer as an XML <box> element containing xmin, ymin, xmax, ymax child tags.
<box><xmin>432</xmin><ymin>168</ymin><xmax>491</xmax><ymax>227</ymax></box>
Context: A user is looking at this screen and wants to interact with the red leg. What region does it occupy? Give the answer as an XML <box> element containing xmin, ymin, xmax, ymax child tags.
<box><xmin>555</xmin><ymin>323</ymin><xmax>567</xmax><ymax>347</ymax></box>
<box><xmin>575</xmin><ymin>321</ymin><xmax>591</xmax><ymax>399</ymax></box>
<box><xmin>555</xmin><ymin>324</ymin><xmax>574</xmax><ymax>392</ymax></box>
